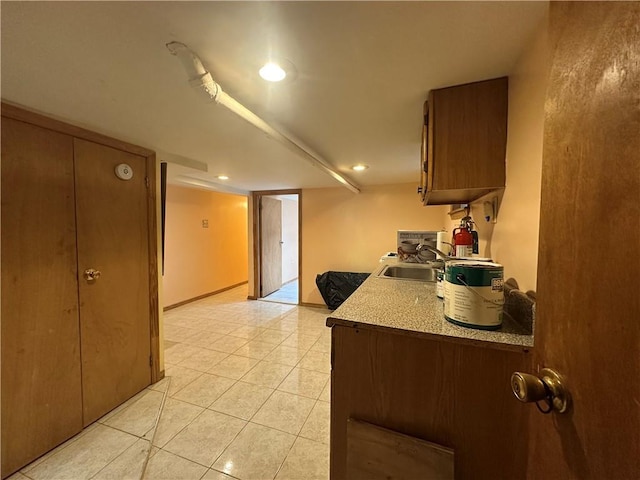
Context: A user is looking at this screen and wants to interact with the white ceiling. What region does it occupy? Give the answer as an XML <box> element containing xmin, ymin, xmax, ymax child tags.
<box><xmin>1</xmin><ymin>1</ymin><xmax>547</xmax><ymax>195</ymax></box>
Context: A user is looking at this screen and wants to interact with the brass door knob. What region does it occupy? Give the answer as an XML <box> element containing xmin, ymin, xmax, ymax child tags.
<box><xmin>511</xmin><ymin>368</ymin><xmax>569</xmax><ymax>414</ymax></box>
<box><xmin>84</xmin><ymin>268</ymin><xmax>102</xmax><ymax>282</ymax></box>
<box><xmin>511</xmin><ymin>372</ymin><xmax>547</xmax><ymax>403</ymax></box>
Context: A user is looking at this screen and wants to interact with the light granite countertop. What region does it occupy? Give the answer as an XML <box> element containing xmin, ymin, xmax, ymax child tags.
<box><xmin>326</xmin><ymin>261</ymin><xmax>534</xmax><ymax>352</ymax></box>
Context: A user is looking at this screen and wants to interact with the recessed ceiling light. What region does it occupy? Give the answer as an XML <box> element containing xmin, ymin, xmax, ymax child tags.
<box><xmin>351</xmin><ymin>164</ymin><xmax>369</xmax><ymax>172</ymax></box>
<box><xmin>259</xmin><ymin>62</ymin><xmax>286</xmax><ymax>82</ymax></box>
<box><xmin>217</xmin><ymin>175</ymin><xmax>229</xmax><ymax>180</ymax></box>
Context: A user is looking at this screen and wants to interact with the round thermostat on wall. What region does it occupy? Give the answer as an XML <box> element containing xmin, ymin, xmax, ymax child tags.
<box><xmin>115</xmin><ymin>163</ymin><xmax>133</xmax><ymax>180</ymax></box>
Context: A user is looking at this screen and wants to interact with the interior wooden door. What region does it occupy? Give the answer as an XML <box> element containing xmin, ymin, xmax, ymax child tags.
<box><xmin>1</xmin><ymin>118</ymin><xmax>83</xmax><ymax>477</ymax></box>
<box><xmin>526</xmin><ymin>2</ymin><xmax>639</xmax><ymax>477</ymax></box>
<box><xmin>74</xmin><ymin>138</ymin><xmax>151</xmax><ymax>425</ymax></box>
<box><xmin>260</xmin><ymin>196</ymin><xmax>283</xmax><ymax>297</ymax></box>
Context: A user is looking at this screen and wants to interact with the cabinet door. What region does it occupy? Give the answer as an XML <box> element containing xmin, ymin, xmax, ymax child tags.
<box><xmin>1</xmin><ymin>118</ymin><xmax>83</xmax><ymax>477</ymax></box>
<box><xmin>74</xmin><ymin>139</ymin><xmax>151</xmax><ymax>425</ymax></box>
<box><xmin>432</xmin><ymin>78</ymin><xmax>507</xmax><ymax>191</ymax></box>
<box><xmin>423</xmin><ymin>77</ymin><xmax>507</xmax><ymax>205</ymax></box>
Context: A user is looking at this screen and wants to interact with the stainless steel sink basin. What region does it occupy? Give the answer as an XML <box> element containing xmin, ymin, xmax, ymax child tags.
<box><xmin>378</xmin><ymin>264</ymin><xmax>438</xmax><ymax>282</ymax></box>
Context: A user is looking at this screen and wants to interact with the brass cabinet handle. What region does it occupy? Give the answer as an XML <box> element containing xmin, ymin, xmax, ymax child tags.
<box><xmin>83</xmin><ymin>268</ymin><xmax>102</xmax><ymax>282</ymax></box>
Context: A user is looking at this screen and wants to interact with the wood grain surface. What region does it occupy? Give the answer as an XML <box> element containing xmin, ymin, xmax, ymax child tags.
<box><xmin>347</xmin><ymin>418</ymin><xmax>454</xmax><ymax>480</ymax></box>
<box><xmin>146</xmin><ymin>153</ymin><xmax>162</xmax><ymax>384</ymax></box>
<box><xmin>74</xmin><ymin>138</ymin><xmax>152</xmax><ymax>426</ymax></box>
<box><xmin>529</xmin><ymin>2</ymin><xmax>640</xmax><ymax>478</ymax></box>
<box><xmin>331</xmin><ymin>325</ymin><xmax>530</xmax><ymax>480</ymax></box>
<box><xmin>424</xmin><ymin>77</ymin><xmax>507</xmax><ymax>205</ymax></box>
<box><xmin>259</xmin><ymin>196</ymin><xmax>283</xmax><ymax>297</ymax></box>
<box><xmin>1</xmin><ymin>118</ymin><xmax>83</xmax><ymax>477</ymax></box>
<box><xmin>1</xmin><ymin>102</ymin><xmax>154</xmax><ymax>157</ymax></box>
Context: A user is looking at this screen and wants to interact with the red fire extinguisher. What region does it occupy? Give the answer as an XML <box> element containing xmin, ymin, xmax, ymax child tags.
<box><xmin>453</xmin><ymin>217</ymin><xmax>474</xmax><ymax>257</ymax></box>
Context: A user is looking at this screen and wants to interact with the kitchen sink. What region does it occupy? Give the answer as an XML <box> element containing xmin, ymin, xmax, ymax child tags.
<box><xmin>378</xmin><ymin>264</ymin><xmax>439</xmax><ymax>282</ymax></box>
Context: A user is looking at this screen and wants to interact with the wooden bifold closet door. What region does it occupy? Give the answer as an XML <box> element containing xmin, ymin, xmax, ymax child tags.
<box><xmin>74</xmin><ymin>138</ymin><xmax>151</xmax><ymax>426</ymax></box>
<box><xmin>1</xmin><ymin>118</ymin><xmax>84</xmax><ymax>476</ymax></box>
<box><xmin>1</xmin><ymin>113</ymin><xmax>156</xmax><ymax>478</ymax></box>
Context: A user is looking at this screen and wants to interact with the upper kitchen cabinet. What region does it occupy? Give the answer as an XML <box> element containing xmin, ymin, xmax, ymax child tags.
<box><xmin>419</xmin><ymin>77</ymin><xmax>508</xmax><ymax>205</ymax></box>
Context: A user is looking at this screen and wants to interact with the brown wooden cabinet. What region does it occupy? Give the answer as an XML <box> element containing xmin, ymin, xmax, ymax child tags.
<box><xmin>1</xmin><ymin>105</ymin><xmax>160</xmax><ymax>478</ymax></box>
<box><xmin>329</xmin><ymin>324</ymin><xmax>530</xmax><ymax>479</ymax></box>
<box><xmin>419</xmin><ymin>77</ymin><xmax>508</xmax><ymax>205</ymax></box>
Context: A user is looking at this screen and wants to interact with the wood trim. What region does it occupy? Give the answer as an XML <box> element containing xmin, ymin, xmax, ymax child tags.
<box><xmin>252</xmin><ymin>189</ymin><xmax>303</xmax><ymax>196</ymax></box>
<box><xmin>299</xmin><ymin>302</ymin><xmax>327</xmax><ymax>309</ymax></box>
<box><xmin>252</xmin><ymin>189</ymin><xmax>302</xmax><ymax>302</ymax></box>
<box><xmin>247</xmin><ymin>295</ymin><xmax>258</xmax><ymax>301</ymax></box>
<box><xmin>426</xmin><ymin>91</ymin><xmax>435</xmax><ymax>195</ymax></box>
<box><xmin>163</xmin><ymin>281</ymin><xmax>249</xmax><ymax>311</ymax></box>
<box><xmin>252</xmin><ymin>193</ymin><xmax>260</xmax><ymax>299</ymax></box>
<box><xmin>146</xmin><ymin>154</ymin><xmax>161</xmax><ymax>384</ymax></box>
<box><xmin>1</xmin><ymin>102</ymin><xmax>154</xmax><ymax>157</ymax></box>
<box><xmin>297</xmin><ymin>191</ymin><xmax>303</xmax><ymax>305</ymax></box>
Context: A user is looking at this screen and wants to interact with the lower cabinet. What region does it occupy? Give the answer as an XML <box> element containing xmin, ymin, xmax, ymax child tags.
<box><xmin>346</xmin><ymin>418</ymin><xmax>454</xmax><ymax>480</ymax></box>
<box><xmin>1</xmin><ymin>107</ymin><xmax>159</xmax><ymax>478</ymax></box>
<box><xmin>330</xmin><ymin>325</ymin><xmax>531</xmax><ymax>480</ymax></box>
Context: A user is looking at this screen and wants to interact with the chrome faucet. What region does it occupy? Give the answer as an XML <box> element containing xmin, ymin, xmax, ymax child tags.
<box><xmin>416</xmin><ymin>243</ymin><xmax>453</xmax><ymax>262</ymax></box>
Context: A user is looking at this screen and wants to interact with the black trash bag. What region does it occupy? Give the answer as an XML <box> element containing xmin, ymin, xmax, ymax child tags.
<box><xmin>315</xmin><ymin>271</ymin><xmax>370</xmax><ymax>310</ymax></box>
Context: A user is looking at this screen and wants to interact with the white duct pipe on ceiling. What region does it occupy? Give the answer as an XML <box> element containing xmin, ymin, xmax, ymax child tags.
<box><xmin>166</xmin><ymin>41</ymin><xmax>360</xmax><ymax>194</ymax></box>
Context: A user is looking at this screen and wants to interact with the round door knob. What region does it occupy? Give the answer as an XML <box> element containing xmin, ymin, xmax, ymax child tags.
<box><xmin>511</xmin><ymin>372</ymin><xmax>547</xmax><ymax>403</ymax></box>
<box><xmin>510</xmin><ymin>368</ymin><xmax>569</xmax><ymax>414</ymax></box>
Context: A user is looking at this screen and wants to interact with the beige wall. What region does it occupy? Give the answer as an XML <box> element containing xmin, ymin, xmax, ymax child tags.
<box><xmin>449</xmin><ymin>13</ymin><xmax>549</xmax><ymax>292</ymax></box>
<box><xmin>250</xmin><ymin>15</ymin><xmax>549</xmax><ymax>303</ymax></box>
<box><xmin>163</xmin><ymin>185</ymin><xmax>248</xmax><ymax>307</ymax></box>
<box><xmin>301</xmin><ymin>183</ymin><xmax>449</xmax><ymax>305</ymax></box>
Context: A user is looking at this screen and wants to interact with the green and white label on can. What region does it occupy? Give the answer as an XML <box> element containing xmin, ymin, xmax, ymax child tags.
<box><xmin>443</xmin><ymin>260</ymin><xmax>504</xmax><ymax>330</ymax></box>
<box><xmin>436</xmin><ymin>269</ymin><xmax>444</xmax><ymax>299</ymax></box>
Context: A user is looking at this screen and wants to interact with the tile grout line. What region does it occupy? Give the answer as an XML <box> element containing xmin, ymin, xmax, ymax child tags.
<box><xmin>200</xmin><ymin>337</ymin><xmax>309</xmax><ymax>477</ymax></box>
<box><xmin>154</xmin><ymin>289</ymin><xmax>330</xmax><ymax>479</ymax></box>
<box><xmin>271</xmin><ymin>399</ymin><xmax>323</xmax><ymax>480</ymax></box>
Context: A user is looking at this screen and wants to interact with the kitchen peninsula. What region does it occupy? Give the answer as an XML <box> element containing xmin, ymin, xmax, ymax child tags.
<box><xmin>326</xmin><ymin>261</ymin><xmax>533</xmax><ymax>479</ymax></box>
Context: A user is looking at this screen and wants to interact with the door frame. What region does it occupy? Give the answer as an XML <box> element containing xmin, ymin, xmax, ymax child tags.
<box><xmin>251</xmin><ymin>189</ymin><xmax>302</xmax><ymax>304</ymax></box>
<box><xmin>1</xmin><ymin>102</ymin><xmax>162</xmax><ymax>384</ymax></box>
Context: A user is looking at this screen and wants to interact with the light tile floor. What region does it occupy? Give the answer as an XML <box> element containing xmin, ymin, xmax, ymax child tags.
<box><xmin>11</xmin><ymin>285</ymin><xmax>331</xmax><ymax>480</ymax></box>
<box><xmin>261</xmin><ymin>280</ymin><xmax>298</xmax><ymax>305</ymax></box>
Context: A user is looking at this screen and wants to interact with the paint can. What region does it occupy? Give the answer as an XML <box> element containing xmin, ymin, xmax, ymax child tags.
<box><xmin>436</xmin><ymin>268</ymin><xmax>444</xmax><ymax>299</ymax></box>
<box><xmin>443</xmin><ymin>260</ymin><xmax>504</xmax><ymax>330</ymax></box>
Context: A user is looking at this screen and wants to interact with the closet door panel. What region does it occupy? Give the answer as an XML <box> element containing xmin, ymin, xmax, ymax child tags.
<box><xmin>1</xmin><ymin>118</ymin><xmax>82</xmax><ymax>477</ymax></box>
<box><xmin>74</xmin><ymin>138</ymin><xmax>151</xmax><ymax>425</ymax></box>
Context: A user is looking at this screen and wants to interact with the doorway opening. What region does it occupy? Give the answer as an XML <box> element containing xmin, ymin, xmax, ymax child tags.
<box><xmin>253</xmin><ymin>190</ymin><xmax>301</xmax><ymax>305</ymax></box>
